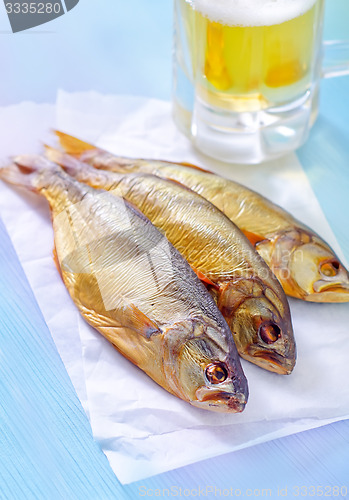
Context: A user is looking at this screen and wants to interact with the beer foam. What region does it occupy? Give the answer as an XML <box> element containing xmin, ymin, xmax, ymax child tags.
<box><xmin>190</xmin><ymin>0</ymin><xmax>318</xmax><ymax>26</ymax></box>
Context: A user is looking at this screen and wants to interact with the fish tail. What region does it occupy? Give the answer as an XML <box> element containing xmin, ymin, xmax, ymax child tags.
<box><xmin>54</xmin><ymin>130</ymin><xmax>143</xmax><ymax>174</ymax></box>
<box><xmin>44</xmin><ymin>145</ymin><xmax>94</xmax><ymax>182</ymax></box>
<box><xmin>54</xmin><ymin>130</ymin><xmax>95</xmax><ymax>156</ymax></box>
<box><xmin>0</xmin><ymin>163</ymin><xmax>38</xmax><ymax>191</ymax></box>
<box><xmin>0</xmin><ymin>155</ymin><xmax>60</xmax><ymax>192</ymax></box>
<box><xmin>45</xmin><ymin>145</ymin><xmax>80</xmax><ymax>172</ymax></box>
<box><xmin>14</xmin><ymin>154</ymin><xmax>56</xmax><ymax>171</ymax></box>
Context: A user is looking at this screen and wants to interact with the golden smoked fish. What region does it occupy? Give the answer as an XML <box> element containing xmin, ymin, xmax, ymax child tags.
<box><xmin>0</xmin><ymin>158</ymin><xmax>248</xmax><ymax>413</ymax></box>
<box><xmin>55</xmin><ymin>132</ymin><xmax>349</xmax><ymax>303</ymax></box>
<box><xmin>45</xmin><ymin>148</ymin><xmax>296</xmax><ymax>375</ymax></box>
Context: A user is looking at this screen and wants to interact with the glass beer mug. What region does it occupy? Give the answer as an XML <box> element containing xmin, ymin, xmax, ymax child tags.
<box><xmin>173</xmin><ymin>0</ymin><xmax>349</xmax><ymax>163</ymax></box>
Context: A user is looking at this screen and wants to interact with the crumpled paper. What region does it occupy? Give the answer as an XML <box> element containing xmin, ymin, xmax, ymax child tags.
<box><xmin>1</xmin><ymin>92</ymin><xmax>349</xmax><ymax>484</ymax></box>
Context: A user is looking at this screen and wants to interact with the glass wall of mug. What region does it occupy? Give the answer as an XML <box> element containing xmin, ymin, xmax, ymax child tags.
<box><xmin>173</xmin><ymin>0</ymin><xmax>325</xmax><ymax>163</ymax></box>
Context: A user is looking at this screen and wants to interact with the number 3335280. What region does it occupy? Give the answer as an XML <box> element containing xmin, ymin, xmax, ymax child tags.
<box><xmin>5</xmin><ymin>3</ymin><xmax>62</xmax><ymax>14</ymax></box>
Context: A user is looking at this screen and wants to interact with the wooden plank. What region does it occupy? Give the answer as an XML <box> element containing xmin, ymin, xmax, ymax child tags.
<box><xmin>0</xmin><ymin>217</ymin><xmax>126</xmax><ymax>499</ymax></box>
<box><xmin>123</xmin><ymin>420</ymin><xmax>349</xmax><ymax>496</ymax></box>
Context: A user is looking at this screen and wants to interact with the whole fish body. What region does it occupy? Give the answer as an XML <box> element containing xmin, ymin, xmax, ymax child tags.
<box><xmin>0</xmin><ymin>158</ymin><xmax>248</xmax><ymax>413</ymax></box>
<box><xmin>45</xmin><ymin>148</ymin><xmax>296</xmax><ymax>375</ymax></box>
<box><xmin>55</xmin><ymin>132</ymin><xmax>349</xmax><ymax>303</ymax></box>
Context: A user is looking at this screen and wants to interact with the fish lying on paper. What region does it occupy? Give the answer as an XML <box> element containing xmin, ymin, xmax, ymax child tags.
<box><xmin>54</xmin><ymin>131</ymin><xmax>349</xmax><ymax>303</ymax></box>
<box><xmin>0</xmin><ymin>157</ymin><xmax>248</xmax><ymax>413</ymax></box>
<box><xmin>45</xmin><ymin>147</ymin><xmax>296</xmax><ymax>375</ymax></box>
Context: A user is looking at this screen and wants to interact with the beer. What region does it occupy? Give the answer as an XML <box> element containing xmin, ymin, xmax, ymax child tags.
<box><xmin>173</xmin><ymin>0</ymin><xmax>325</xmax><ymax>162</ymax></box>
<box><xmin>176</xmin><ymin>0</ymin><xmax>323</xmax><ymax>112</ymax></box>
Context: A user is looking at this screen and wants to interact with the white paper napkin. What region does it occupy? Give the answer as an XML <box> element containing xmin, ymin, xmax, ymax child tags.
<box><xmin>0</xmin><ymin>93</ymin><xmax>348</xmax><ymax>485</ymax></box>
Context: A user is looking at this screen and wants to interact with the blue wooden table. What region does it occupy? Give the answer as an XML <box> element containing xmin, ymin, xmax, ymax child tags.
<box><xmin>0</xmin><ymin>1</ymin><xmax>348</xmax><ymax>498</ymax></box>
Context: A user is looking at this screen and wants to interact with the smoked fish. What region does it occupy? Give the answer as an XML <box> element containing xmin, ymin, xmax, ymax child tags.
<box><xmin>45</xmin><ymin>147</ymin><xmax>296</xmax><ymax>375</ymax></box>
<box><xmin>54</xmin><ymin>131</ymin><xmax>349</xmax><ymax>303</ymax></box>
<box><xmin>0</xmin><ymin>158</ymin><xmax>248</xmax><ymax>412</ymax></box>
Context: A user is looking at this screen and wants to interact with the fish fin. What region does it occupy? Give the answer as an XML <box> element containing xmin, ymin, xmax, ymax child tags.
<box><xmin>191</xmin><ymin>267</ymin><xmax>219</xmax><ymax>289</ymax></box>
<box><xmin>54</xmin><ymin>131</ymin><xmax>96</xmax><ymax>156</ymax></box>
<box><xmin>119</xmin><ymin>196</ymin><xmax>152</xmax><ymax>224</ymax></box>
<box><xmin>164</xmin><ymin>177</ymin><xmax>199</xmax><ymax>194</ymax></box>
<box><xmin>0</xmin><ymin>155</ymin><xmax>63</xmax><ymax>191</ymax></box>
<box><xmin>13</xmin><ymin>154</ymin><xmax>56</xmax><ymax>171</ymax></box>
<box><xmin>0</xmin><ymin>159</ymin><xmax>48</xmax><ymax>192</ymax></box>
<box><xmin>124</xmin><ymin>302</ymin><xmax>161</xmax><ymax>339</ymax></box>
<box><xmin>44</xmin><ymin>145</ymin><xmax>86</xmax><ymax>177</ymax></box>
<box><xmin>0</xmin><ymin>163</ymin><xmax>35</xmax><ymax>191</ymax></box>
<box><xmin>44</xmin><ymin>144</ymin><xmax>71</xmax><ymax>165</ymax></box>
<box><xmin>241</xmin><ymin>230</ymin><xmax>266</xmax><ymax>247</ymax></box>
<box><xmin>177</xmin><ymin>161</ymin><xmax>212</xmax><ymax>174</ymax></box>
<box><xmin>52</xmin><ymin>245</ymin><xmax>64</xmax><ymax>281</ymax></box>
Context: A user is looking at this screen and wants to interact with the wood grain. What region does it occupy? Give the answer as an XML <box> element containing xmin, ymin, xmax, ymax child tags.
<box><xmin>0</xmin><ymin>217</ymin><xmax>126</xmax><ymax>499</ymax></box>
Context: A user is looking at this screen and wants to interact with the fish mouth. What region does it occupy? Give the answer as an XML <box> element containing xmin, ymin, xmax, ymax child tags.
<box><xmin>194</xmin><ymin>387</ymin><xmax>247</xmax><ymax>413</ymax></box>
<box><xmin>307</xmin><ymin>283</ymin><xmax>349</xmax><ymax>303</ymax></box>
<box><xmin>242</xmin><ymin>350</ymin><xmax>295</xmax><ymax>375</ymax></box>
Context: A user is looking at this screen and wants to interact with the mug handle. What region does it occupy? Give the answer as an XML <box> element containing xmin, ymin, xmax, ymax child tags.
<box><xmin>322</xmin><ymin>40</ymin><xmax>349</xmax><ymax>78</ymax></box>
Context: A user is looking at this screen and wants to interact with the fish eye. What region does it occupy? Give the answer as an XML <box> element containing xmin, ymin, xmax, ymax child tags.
<box><xmin>259</xmin><ymin>322</ymin><xmax>281</xmax><ymax>344</ymax></box>
<box><xmin>205</xmin><ymin>362</ymin><xmax>228</xmax><ymax>385</ymax></box>
<box><xmin>320</xmin><ymin>260</ymin><xmax>340</xmax><ymax>277</ymax></box>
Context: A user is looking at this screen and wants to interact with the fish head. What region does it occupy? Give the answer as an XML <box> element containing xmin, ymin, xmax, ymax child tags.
<box><xmin>262</xmin><ymin>229</ymin><xmax>349</xmax><ymax>302</ymax></box>
<box><xmin>162</xmin><ymin>319</ymin><xmax>248</xmax><ymax>413</ymax></box>
<box><xmin>290</xmin><ymin>233</ymin><xmax>349</xmax><ymax>302</ymax></box>
<box><xmin>218</xmin><ymin>278</ymin><xmax>296</xmax><ymax>374</ymax></box>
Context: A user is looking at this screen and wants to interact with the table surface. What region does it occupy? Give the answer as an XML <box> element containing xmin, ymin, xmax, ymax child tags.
<box><xmin>0</xmin><ymin>1</ymin><xmax>349</xmax><ymax>498</ymax></box>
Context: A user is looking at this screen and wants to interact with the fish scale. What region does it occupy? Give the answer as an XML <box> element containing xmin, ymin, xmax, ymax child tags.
<box><xmin>54</xmin><ymin>131</ymin><xmax>349</xmax><ymax>304</ymax></box>
<box><xmin>0</xmin><ymin>157</ymin><xmax>248</xmax><ymax>413</ymax></box>
<box><xmin>46</xmin><ymin>146</ymin><xmax>296</xmax><ymax>376</ymax></box>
